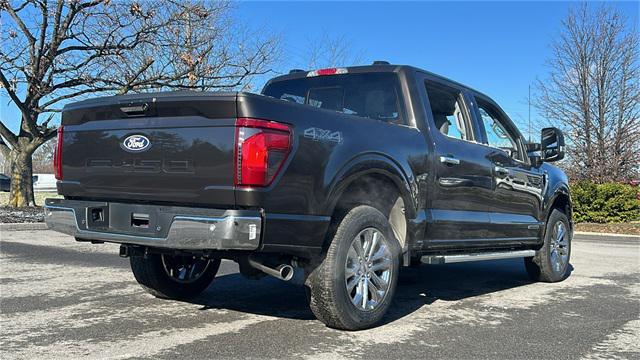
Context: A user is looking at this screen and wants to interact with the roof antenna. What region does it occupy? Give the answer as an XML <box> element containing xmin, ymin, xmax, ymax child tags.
<box><xmin>528</xmin><ymin>84</ymin><xmax>531</xmax><ymax>142</ymax></box>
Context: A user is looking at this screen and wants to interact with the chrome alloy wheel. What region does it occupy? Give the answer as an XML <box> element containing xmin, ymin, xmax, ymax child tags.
<box><xmin>161</xmin><ymin>255</ymin><xmax>212</xmax><ymax>284</ymax></box>
<box><xmin>550</xmin><ymin>221</ymin><xmax>569</xmax><ymax>273</ymax></box>
<box><xmin>345</xmin><ymin>228</ymin><xmax>393</xmax><ymax>311</ymax></box>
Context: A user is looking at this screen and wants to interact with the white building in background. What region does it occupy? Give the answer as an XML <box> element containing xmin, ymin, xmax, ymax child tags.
<box><xmin>0</xmin><ymin>151</ymin><xmax>9</xmax><ymax>176</ymax></box>
<box><xmin>33</xmin><ymin>174</ymin><xmax>57</xmax><ymax>191</ymax></box>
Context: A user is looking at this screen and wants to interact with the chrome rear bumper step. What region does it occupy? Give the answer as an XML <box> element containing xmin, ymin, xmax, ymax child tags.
<box><xmin>421</xmin><ymin>250</ymin><xmax>536</xmax><ymax>264</ymax></box>
<box><xmin>44</xmin><ymin>198</ymin><xmax>262</xmax><ymax>251</ymax></box>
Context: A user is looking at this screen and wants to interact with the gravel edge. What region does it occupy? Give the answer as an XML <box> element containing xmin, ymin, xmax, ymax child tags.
<box><xmin>0</xmin><ymin>222</ymin><xmax>48</xmax><ymax>231</ymax></box>
<box><xmin>574</xmin><ymin>231</ymin><xmax>640</xmax><ymax>239</ymax></box>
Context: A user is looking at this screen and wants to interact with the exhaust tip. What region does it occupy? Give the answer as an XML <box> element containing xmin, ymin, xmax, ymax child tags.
<box><xmin>247</xmin><ymin>256</ymin><xmax>295</xmax><ymax>282</ymax></box>
<box><xmin>279</xmin><ymin>265</ymin><xmax>294</xmax><ymax>281</ymax></box>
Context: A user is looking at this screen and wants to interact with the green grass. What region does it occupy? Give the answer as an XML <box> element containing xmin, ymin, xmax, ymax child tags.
<box><xmin>0</xmin><ymin>191</ymin><xmax>62</xmax><ymax>207</ymax></box>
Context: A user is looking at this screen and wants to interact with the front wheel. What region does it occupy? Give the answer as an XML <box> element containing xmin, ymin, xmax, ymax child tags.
<box><xmin>307</xmin><ymin>205</ymin><xmax>401</xmax><ymax>330</ymax></box>
<box><xmin>130</xmin><ymin>253</ymin><xmax>220</xmax><ymax>300</ymax></box>
<box><xmin>524</xmin><ymin>209</ymin><xmax>572</xmax><ymax>282</ymax></box>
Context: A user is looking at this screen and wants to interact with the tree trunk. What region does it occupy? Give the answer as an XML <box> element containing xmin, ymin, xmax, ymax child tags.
<box><xmin>7</xmin><ymin>148</ymin><xmax>36</xmax><ymax>207</ymax></box>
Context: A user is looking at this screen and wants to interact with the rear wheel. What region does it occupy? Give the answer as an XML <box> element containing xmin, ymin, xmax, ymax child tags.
<box><xmin>130</xmin><ymin>253</ymin><xmax>220</xmax><ymax>300</ymax></box>
<box><xmin>524</xmin><ymin>209</ymin><xmax>572</xmax><ymax>282</ymax></box>
<box><xmin>307</xmin><ymin>205</ymin><xmax>400</xmax><ymax>330</ymax></box>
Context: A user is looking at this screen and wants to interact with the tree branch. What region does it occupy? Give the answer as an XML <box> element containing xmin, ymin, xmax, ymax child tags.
<box><xmin>4</xmin><ymin>2</ymin><xmax>36</xmax><ymax>46</ymax></box>
<box><xmin>0</xmin><ymin>120</ymin><xmax>18</xmax><ymax>148</ymax></box>
<box><xmin>0</xmin><ymin>70</ymin><xmax>27</xmax><ymax>114</ymax></box>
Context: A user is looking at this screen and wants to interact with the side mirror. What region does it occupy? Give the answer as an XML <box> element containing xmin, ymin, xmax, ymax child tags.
<box><xmin>541</xmin><ymin>127</ymin><xmax>565</xmax><ymax>162</ymax></box>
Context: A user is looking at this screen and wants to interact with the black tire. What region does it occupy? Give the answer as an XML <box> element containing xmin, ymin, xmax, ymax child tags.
<box><xmin>130</xmin><ymin>253</ymin><xmax>220</xmax><ymax>300</ymax></box>
<box><xmin>307</xmin><ymin>205</ymin><xmax>401</xmax><ymax>330</ymax></box>
<box><xmin>524</xmin><ymin>209</ymin><xmax>572</xmax><ymax>282</ymax></box>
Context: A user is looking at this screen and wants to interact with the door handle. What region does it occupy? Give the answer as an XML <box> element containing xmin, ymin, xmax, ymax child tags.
<box><xmin>439</xmin><ymin>156</ymin><xmax>460</xmax><ymax>166</ymax></box>
<box><xmin>495</xmin><ymin>166</ymin><xmax>510</xmax><ymax>177</ymax></box>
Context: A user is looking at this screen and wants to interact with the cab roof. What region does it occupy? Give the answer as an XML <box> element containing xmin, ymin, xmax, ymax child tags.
<box><xmin>264</xmin><ymin>63</ymin><xmax>493</xmax><ymax>101</ymax></box>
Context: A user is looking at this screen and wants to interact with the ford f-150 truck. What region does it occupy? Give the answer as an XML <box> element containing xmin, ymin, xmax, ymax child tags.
<box><xmin>45</xmin><ymin>63</ymin><xmax>572</xmax><ymax>330</ymax></box>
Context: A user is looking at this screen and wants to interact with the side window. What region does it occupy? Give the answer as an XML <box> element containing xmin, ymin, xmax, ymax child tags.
<box><xmin>476</xmin><ymin>101</ymin><xmax>522</xmax><ymax>160</ymax></box>
<box><xmin>425</xmin><ymin>81</ymin><xmax>472</xmax><ymax>141</ymax></box>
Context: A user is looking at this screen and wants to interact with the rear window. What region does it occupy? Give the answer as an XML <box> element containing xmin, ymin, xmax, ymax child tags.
<box><xmin>262</xmin><ymin>73</ymin><xmax>405</xmax><ymax>125</ymax></box>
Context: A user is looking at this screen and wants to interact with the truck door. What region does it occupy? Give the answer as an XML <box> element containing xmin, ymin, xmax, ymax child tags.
<box><xmin>471</xmin><ymin>95</ymin><xmax>544</xmax><ymax>244</ymax></box>
<box><xmin>423</xmin><ymin>80</ymin><xmax>495</xmax><ymax>248</ymax></box>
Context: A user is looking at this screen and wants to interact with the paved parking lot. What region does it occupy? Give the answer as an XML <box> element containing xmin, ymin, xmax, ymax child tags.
<box><xmin>1</xmin><ymin>230</ymin><xmax>638</xmax><ymax>359</ymax></box>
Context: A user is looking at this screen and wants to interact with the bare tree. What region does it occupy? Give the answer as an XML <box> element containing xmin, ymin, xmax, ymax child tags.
<box><xmin>304</xmin><ymin>31</ymin><xmax>364</xmax><ymax>69</ymax></box>
<box><xmin>31</xmin><ymin>138</ymin><xmax>54</xmax><ymax>173</ymax></box>
<box><xmin>536</xmin><ymin>4</ymin><xmax>639</xmax><ymax>182</ymax></box>
<box><xmin>0</xmin><ymin>0</ymin><xmax>280</xmax><ymax>207</ymax></box>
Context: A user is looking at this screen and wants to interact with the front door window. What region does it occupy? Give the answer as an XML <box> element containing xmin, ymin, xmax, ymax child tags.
<box><xmin>476</xmin><ymin>102</ymin><xmax>523</xmax><ymax>161</ymax></box>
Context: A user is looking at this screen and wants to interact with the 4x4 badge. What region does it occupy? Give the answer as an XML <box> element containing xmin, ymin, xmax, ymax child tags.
<box><xmin>304</xmin><ymin>127</ymin><xmax>343</xmax><ymax>144</ymax></box>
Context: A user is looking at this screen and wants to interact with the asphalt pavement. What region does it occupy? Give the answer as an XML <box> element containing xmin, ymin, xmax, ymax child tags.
<box><xmin>1</xmin><ymin>229</ymin><xmax>638</xmax><ymax>359</ymax></box>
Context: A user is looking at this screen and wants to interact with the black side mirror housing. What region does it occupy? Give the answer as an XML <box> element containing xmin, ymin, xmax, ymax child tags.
<box><xmin>540</xmin><ymin>127</ymin><xmax>565</xmax><ymax>162</ymax></box>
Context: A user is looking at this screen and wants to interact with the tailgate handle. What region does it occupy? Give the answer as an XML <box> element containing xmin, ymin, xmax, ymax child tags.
<box><xmin>120</xmin><ymin>102</ymin><xmax>149</xmax><ymax>116</ymax></box>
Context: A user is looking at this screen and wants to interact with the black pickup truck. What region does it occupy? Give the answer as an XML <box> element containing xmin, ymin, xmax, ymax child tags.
<box><xmin>45</xmin><ymin>63</ymin><xmax>572</xmax><ymax>330</ymax></box>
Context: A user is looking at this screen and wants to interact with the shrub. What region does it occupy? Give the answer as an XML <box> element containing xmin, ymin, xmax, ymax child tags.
<box><xmin>570</xmin><ymin>181</ymin><xmax>640</xmax><ymax>223</ymax></box>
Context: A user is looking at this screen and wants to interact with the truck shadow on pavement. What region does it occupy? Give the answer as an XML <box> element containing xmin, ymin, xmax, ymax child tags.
<box><xmin>186</xmin><ymin>258</ymin><xmax>566</xmax><ymax>325</ymax></box>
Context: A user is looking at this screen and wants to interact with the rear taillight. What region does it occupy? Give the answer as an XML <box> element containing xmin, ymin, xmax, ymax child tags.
<box><xmin>235</xmin><ymin>118</ymin><xmax>291</xmax><ymax>187</ymax></box>
<box><xmin>54</xmin><ymin>125</ymin><xmax>64</xmax><ymax>180</ymax></box>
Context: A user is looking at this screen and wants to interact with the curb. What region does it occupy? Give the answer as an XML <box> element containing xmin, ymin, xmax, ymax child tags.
<box><xmin>0</xmin><ymin>222</ymin><xmax>48</xmax><ymax>231</ymax></box>
<box><xmin>574</xmin><ymin>231</ymin><xmax>640</xmax><ymax>239</ymax></box>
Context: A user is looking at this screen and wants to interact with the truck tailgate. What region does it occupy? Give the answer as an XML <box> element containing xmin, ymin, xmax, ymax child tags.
<box><xmin>59</xmin><ymin>92</ymin><xmax>237</xmax><ymax>207</ymax></box>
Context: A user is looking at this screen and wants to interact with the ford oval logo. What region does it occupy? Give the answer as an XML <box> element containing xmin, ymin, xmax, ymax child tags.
<box><xmin>123</xmin><ymin>135</ymin><xmax>150</xmax><ymax>152</ymax></box>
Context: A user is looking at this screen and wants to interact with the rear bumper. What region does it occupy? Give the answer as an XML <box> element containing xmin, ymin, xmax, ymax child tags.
<box><xmin>44</xmin><ymin>198</ymin><xmax>261</xmax><ymax>250</ymax></box>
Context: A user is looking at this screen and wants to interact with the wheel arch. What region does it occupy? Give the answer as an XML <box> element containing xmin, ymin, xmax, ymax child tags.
<box><xmin>324</xmin><ymin>153</ymin><xmax>418</xmax><ymax>261</ymax></box>
<box><xmin>326</xmin><ymin>154</ymin><xmax>416</xmax><ymax>215</ymax></box>
<box><xmin>546</xmin><ymin>186</ymin><xmax>573</xmax><ymax>230</ymax></box>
